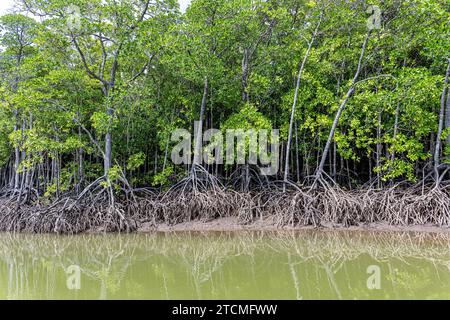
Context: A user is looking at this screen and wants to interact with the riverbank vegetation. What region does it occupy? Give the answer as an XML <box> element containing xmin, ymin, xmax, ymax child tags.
<box><xmin>0</xmin><ymin>0</ymin><xmax>449</xmax><ymax>233</ymax></box>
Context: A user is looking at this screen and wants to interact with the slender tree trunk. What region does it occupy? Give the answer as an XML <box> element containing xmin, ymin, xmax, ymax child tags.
<box><xmin>390</xmin><ymin>101</ymin><xmax>400</xmax><ymax>163</ymax></box>
<box><xmin>193</xmin><ymin>77</ymin><xmax>209</xmax><ymax>167</ymax></box>
<box><xmin>434</xmin><ymin>60</ymin><xmax>450</xmax><ymax>183</ymax></box>
<box><xmin>17</xmin><ymin>121</ymin><xmax>26</xmax><ymax>196</ymax></box>
<box><xmin>162</xmin><ymin>138</ymin><xmax>170</xmax><ymax>173</ymax></box>
<box><xmin>283</xmin><ymin>16</ymin><xmax>322</xmax><ymax>189</ymax></box>
<box><xmin>389</xmin><ymin>59</ymin><xmax>406</xmax><ymax>174</ymax></box>
<box><xmin>304</xmin><ymin>131</ymin><xmax>312</xmax><ymax>177</ymax></box>
<box><xmin>315</xmin><ymin>31</ymin><xmax>371</xmax><ymax>182</ymax></box>
<box><xmin>24</xmin><ymin>113</ymin><xmax>33</xmax><ymax>193</ymax></box>
<box><xmin>241</xmin><ymin>51</ymin><xmax>250</xmax><ymax>187</ymax></box>
<box><xmin>242</xmin><ymin>48</ymin><xmax>250</xmax><ymax>103</ymax></box>
<box><xmin>376</xmin><ymin>110</ymin><xmax>381</xmax><ymax>188</ymax></box>
<box><xmin>12</xmin><ymin>109</ymin><xmax>21</xmax><ymax>192</ymax></box>
<box><xmin>104</xmin><ymin>123</ymin><xmax>112</xmax><ymax>176</ymax></box>
<box><xmin>13</xmin><ymin>123</ymin><xmax>20</xmax><ymax>191</ymax></box>
<box><xmin>78</xmin><ymin>126</ymin><xmax>84</xmax><ymax>185</ymax></box>
<box><xmin>11</xmin><ymin>49</ymin><xmax>24</xmax><ymax>192</ymax></box>
<box><xmin>153</xmin><ymin>149</ymin><xmax>158</xmax><ymax>175</ymax></box>
<box><xmin>445</xmin><ymin>62</ymin><xmax>450</xmax><ymax>156</ymax></box>
<box><xmin>332</xmin><ymin>140</ymin><xmax>337</xmax><ymax>180</ymax></box>
<box><xmin>295</xmin><ymin>121</ymin><xmax>300</xmax><ymax>182</ymax></box>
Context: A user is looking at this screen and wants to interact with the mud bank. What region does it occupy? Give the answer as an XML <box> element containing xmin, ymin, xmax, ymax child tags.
<box><xmin>137</xmin><ymin>217</ymin><xmax>450</xmax><ymax>234</ymax></box>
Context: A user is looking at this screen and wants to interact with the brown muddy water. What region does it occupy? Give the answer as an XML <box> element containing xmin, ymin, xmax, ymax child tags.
<box><xmin>0</xmin><ymin>231</ymin><xmax>449</xmax><ymax>299</ymax></box>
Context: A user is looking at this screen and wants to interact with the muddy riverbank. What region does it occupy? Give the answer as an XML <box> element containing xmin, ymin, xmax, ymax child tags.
<box><xmin>136</xmin><ymin>217</ymin><xmax>450</xmax><ymax>234</ymax></box>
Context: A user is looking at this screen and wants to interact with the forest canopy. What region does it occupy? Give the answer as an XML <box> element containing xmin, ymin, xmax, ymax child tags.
<box><xmin>0</xmin><ymin>0</ymin><xmax>449</xmax><ymax>199</ymax></box>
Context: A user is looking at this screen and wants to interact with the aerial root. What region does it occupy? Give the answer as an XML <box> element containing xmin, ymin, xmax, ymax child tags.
<box><xmin>1</xmin><ymin>182</ymin><xmax>450</xmax><ymax>233</ymax></box>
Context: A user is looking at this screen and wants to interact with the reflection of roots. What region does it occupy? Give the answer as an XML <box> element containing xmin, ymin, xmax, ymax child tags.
<box><xmin>1</xmin><ymin>231</ymin><xmax>449</xmax><ymax>299</ymax></box>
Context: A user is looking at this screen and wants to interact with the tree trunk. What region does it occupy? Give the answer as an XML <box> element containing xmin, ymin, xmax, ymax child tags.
<box><xmin>445</xmin><ymin>63</ymin><xmax>450</xmax><ymax>155</ymax></box>
<box><xmin>376</xmin><ymin>110</ymin><xmax>381</xmax><ymax>188</ymax></box>
<box><xmin>390</xmin><ymin>101</ymin><xmax>400</xmax><ymax>163</ymax></box>
<box><xmin>315</xmin><ymin>31</ymin><xmax>371</xmax><ymax>182</ymax></box>
<box><xmin>283</xmin><ymin>16</ymin><xmax>322</xmax><ymax>189</ymax></box>
<box><xmin>12</xmin><ymin>109</ymin><xmax>21</xmax><ymax>192</ymax></box>
<box><xmin>78</xmin><ymin>126</ymin><xmax>84</xmax><ymax>186</ymax></box>
<box><xmin>193</xmin><ymin>77</ymin><xmax>209</xmax><ymax>167</ymax></box>
<box><xmin>434</xmin><ymin>60</ymin><xmax>450</xmax><ymax>183</ymax></box>
<box><xmin>332</xmin><ymin>140</ymin><xmax>337</xmax><ymax>180</ymax></box>
<box><xmin>104</xmin><ymin>101</ymin><xmax>113</xmax><ymax>175</ymax></box>
<box><xmin>242</xmin><ymin>48</ymin><xmax>250</xmax><ymax>103</ymax></box>
<box><xmin>295</xmin><ymin>121</ymin><xmax>300</xmax><ymax>182</ymax></box>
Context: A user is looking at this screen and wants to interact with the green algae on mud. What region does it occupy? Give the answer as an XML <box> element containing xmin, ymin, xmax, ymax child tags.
<box><xmin>0</xmin><ymin>230</ymin><xmax>449</xmax><ymax>300</ymax></box>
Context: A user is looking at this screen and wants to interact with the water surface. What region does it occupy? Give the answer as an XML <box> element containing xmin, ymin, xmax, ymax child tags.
<box><xmin>0</xmin><ymin>231</ymin><xmax>449</xmax><ymax>299</ymax></box>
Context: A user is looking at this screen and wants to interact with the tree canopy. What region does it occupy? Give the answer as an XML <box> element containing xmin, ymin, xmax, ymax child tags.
<box><xmin>0</xmin><ymin>0</ymin><xmax>449</xmax><ymax>198</ymax></box>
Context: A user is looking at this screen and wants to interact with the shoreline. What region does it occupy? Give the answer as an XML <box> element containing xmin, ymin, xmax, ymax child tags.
<box><xmin>135</xmin><ymin>217</ymin><xmax>450</xmax><ymax>234</ymax></box>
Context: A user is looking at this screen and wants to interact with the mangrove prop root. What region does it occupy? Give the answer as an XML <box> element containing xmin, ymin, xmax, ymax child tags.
<box><xmin>0</xmin><ymin>184</ymin><xmax>450</xmax><ymax>234</ymax></box>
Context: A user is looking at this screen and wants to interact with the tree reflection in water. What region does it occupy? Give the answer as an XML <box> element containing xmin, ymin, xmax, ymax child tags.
<box><xmin>0</xmin><ymin>231</ymin><xmax>449</xmax><ymax>299</ymax></box>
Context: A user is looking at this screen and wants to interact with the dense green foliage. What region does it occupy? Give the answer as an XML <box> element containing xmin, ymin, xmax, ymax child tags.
<box><xmin>0</xmin><ymin>0</ymin><xmax>449</xmax><ymax>197</ymax></box>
